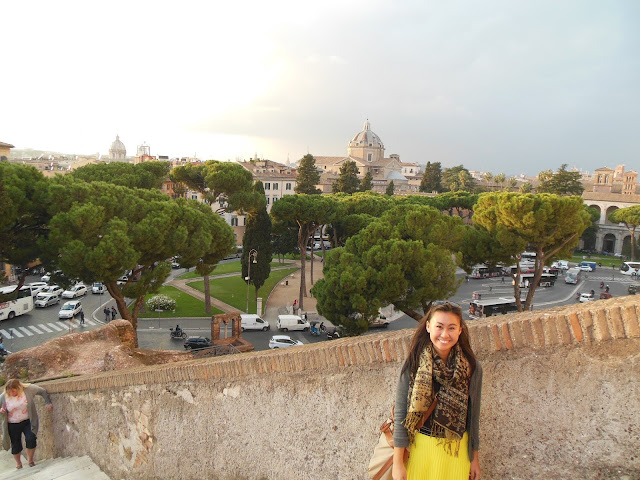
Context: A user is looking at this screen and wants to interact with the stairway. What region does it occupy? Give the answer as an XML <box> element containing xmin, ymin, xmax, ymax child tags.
<box><xmin>0</xmin><ymin>452</ymin><xmax>110</xmax><ymax>479</ymax></box>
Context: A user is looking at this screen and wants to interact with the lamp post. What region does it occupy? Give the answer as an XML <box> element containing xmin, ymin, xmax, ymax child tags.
<box><xmin>245</xmin><ymin>249</ymin><xmax>258</xmax><ymax>313</ymax></box>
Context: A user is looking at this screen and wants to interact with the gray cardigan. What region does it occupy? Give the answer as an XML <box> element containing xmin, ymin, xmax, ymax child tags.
<box><xmin>0</xmin><ymin>384</ymin><xmax>52</xmax><ymax>451</ymax></box>
<box><xmin>393</xmin><ymin>359</ymin><xmax>482</xmax><ymax>461</ymax></box>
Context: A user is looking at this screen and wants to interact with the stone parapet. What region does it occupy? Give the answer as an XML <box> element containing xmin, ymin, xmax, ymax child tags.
<box><xmin>42</xmin><ymin>297</ymin><xmax>639</xmax><ymax>394</ymax></box>
<box><xmin>32</xmin><ymin>297</ymin><xmax>640</xmax><ymax>479</ymax></box>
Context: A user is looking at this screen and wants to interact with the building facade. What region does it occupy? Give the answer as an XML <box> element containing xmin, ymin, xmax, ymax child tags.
<box><xmin>581</xmin><ymin>165</ymin><xmax>640</xmax><ymax>255</ymax></box>
<box><xmin>109</xmin><ymin>135</ymin><xmax>127</xmax><ymax>160</ymax></box>
<box><xmin>312</xmin><ymin>121</ymin><xmax>421</xmax><ymax>194</ymax></box>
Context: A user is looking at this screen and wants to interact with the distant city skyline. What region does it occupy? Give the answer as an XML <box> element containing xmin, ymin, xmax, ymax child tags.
<box><xmin>3</xmin><ymin>1</ymin><xmax>638</xmax><ymax>177</ymax></box>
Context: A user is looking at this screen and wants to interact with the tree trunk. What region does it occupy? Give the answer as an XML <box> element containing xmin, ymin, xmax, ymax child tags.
<box><xmin>299</xmin><ymin>232</ymin><xmax>306</xmax><ymax>311</ymax></box>
<box><xmin>105</xmin><ymin>283</ymin><xmax>139</xmax><ymax>348</ymax></box>
<box><xmin>513</xmin><ymin>265</ymin><xmax>524</xmax><ymax>312</ymax></box>
<box><xmin>204</xmin><ymin>274</ymin><xmax>211</xmax><ymax>314</ymax></box>
<box><xmin>310</xmin><ymin>241</ymin><xmax>315</xmax><ymax>286</ymax></box>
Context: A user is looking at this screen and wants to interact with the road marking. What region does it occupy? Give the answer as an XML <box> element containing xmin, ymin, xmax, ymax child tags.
<box><xmin>56</xmin><ymin>321</ymin><xmax>70</xmax><ymax>330</ymax></box>
<box><xmin>38</xmin><ymin>324</ymin><xmax>53</xmax><ymax>333</ymax></box>
<box><xmin>85</xmin><ymin>319</ymin><xmax>96</xmax><ymax>326</ymax></box>
<box><xmin>8</xmin><ymin>329</ymin><xmax>24</xmax><ymax>338</ymax></box>
<box><xmin>0</xmin><ymin>329</ymin><xmax>13</xmax><ymax>339</ymax></box>
<box><xmin>18</xmin><ymin>327</ymin><xmax>34</xmax><ymax>336</ymax></box>
<box><xmin>28</xmin><ymin>325</ymin><xmax>44</xmax><ymax>334</ymax></box>
<box><xmin>47</xmin><ymin>322</ymin><xmax>63</xmax><ymax>332</ymax></box>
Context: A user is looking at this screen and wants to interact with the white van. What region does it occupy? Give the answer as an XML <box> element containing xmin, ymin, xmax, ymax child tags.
<box><xmin>276</xmin><ymin>314</ymin><xmax>310</xmax><ymax>332</ymax></box>
<box><xmin>241</xmin><ymin>314</ymin><xmax>270</xmax><ymax>331</ymax></box>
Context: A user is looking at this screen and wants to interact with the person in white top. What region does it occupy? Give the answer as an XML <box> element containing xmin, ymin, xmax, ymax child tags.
<box><xmin>0</xmin><ymin>379</ymin><xmax>52</xmax><ymax>469</ymax></box>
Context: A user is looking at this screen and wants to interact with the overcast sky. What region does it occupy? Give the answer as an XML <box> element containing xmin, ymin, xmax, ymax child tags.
<box><xmin>2</xmin><ymin>0</ymin><xmax>638</xmax><ymax>176</ymax></box>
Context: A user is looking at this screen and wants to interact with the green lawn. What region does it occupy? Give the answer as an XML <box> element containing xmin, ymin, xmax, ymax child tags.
<box><xmin>138</xmin><ymin>285</ymin><xmax>223</xmax><ymax>318</ymax></box>
<box><xmin>187</xmin><ymin>267</ymin><xmax>299</xmax><ymax>313</ymax></box>
<box><xmin>569</xmin><ymin>254</ymin><xmax>623</xmax><ymax>268</ymax></box>
<box><xmin>178</xmin><ymin>261</ymin><xmax>291</xmax><ymax>279</ymax></box>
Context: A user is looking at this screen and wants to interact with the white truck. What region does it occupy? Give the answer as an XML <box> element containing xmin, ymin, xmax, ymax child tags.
<box><xmin>276</xmin><ymin>314</ymin><xmax>310</xmax><ymax>332</ymax></box>
<box><xmin>240</xmin><ymin>314</ymin><xmax>270</xmax><ymax>331</ymax></box>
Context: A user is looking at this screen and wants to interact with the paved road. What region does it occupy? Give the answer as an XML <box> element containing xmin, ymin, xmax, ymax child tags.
<box><xmin>3</xmin><ymin>269</ymin><xmax>638</xmax><ymax>354</ymax></box>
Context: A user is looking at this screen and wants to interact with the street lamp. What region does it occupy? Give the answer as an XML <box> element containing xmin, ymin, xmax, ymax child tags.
<box><xmin>245</xmin><ymin>249</ymin><xmax>258</xmax><ymax>313</ymax></box>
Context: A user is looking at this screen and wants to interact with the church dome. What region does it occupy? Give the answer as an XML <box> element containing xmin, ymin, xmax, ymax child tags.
<box><xmin>348</xmin><ymin>121</ymin><xmax>384</xmax><ymax>149</ymax></box>
<box><xmin>109</xmin><ymin>135</ymin><xmax>126</xmax><ymax>159</ymax></box>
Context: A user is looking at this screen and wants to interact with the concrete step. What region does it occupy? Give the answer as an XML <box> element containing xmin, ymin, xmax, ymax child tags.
<box><xmin>0</xmin><ymin>452</ymin><xmax>110</xmax><ymax>479</ymax></box>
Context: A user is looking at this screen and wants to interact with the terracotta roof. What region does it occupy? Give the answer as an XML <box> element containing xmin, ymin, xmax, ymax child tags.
<box><xmin>0</xmin><ymin>142</ymin><xmax>15</xmax><ymax>148</ymax></box>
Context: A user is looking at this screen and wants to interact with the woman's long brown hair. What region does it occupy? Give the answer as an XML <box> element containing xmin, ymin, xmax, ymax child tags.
<box><xmin>401</xmin><ymin>302</ymin><xmax>477</xmax><ymax>375</ymax></box>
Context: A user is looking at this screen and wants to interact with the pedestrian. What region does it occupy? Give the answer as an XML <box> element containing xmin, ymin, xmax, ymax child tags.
<box><xmin>79</xmin><ymin>310</ymin><xmax>85</xmax><ymax>326</ymax></box>
<box><xmin>501</xmin><ymin>276</ymin><xmax>505</xmax><ymax>284</ymax></box>
<box><xmin>103</xmin><ymin>306</ymin><xmax>110</xmax><ymax>322</ymax></box>
<box><xmin>111</xmin><ymin>306</ymin><xmax>117</xmax><ymax>321</ymax></box>
<box><xmin>392</xmin><ymin>301</ymin><xmax>482</xmax><ymax>480</ymax></box>
<box><xmin>0</xmin><ymin>379</ymin><xmax>53</xmax><ymax>469</ymax></box>
<box><xmin>293</xmin><ymin>299</ymin><xmax>298</xmax><ymax>314</ymax></box>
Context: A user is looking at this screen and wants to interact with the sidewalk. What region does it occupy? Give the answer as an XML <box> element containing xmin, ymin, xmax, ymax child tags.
<box><xmin>263</xmin><ymin>259</ymin><xmax>324</xmax><ymax>323</ymax></box>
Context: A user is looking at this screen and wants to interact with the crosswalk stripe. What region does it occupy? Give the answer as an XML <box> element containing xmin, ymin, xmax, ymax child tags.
<box><xmin>28</xmin><ymin>325</ymin><xmax>43</xmax><ymax>334</ymax></box>
<box><xmin>18</xmin><ymin>327</ymin><xmax>33</xmax><ymax>336</ymax></box>
<box><xmin>0</xmin><ymin>329</ymin><xmax>13</xmax><ymax>339</ymax></box>
<box><xmin>56</xmin><ymin>321</ymin><xmax>69</xmax><ymax>330</ymax></box>
<box><xmin>47</xmin><ymin>322</ymin><xmax>63</xmax><ymax>332</ymax></box>
<box><xmin>38</xmin><ymin>324</ymin><xmax>53</xmax><ymax>333</ymax></box>
<box><xmin>8</xmin><ymin>329</ymin><xmax>23</xmax><ymax>338</ymax></box>
<box><xmin>85</xmin><ymin>319</ymin><xmax>97</xmax><ymax>326</ymax></box>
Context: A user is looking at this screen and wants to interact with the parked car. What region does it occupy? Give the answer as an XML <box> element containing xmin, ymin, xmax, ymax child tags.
<box><xmin>38</xmin><ymin>285</ymin><xmax>63</xmax><ymax>297</ymax></box>
<box><xmin>268</xmin><ymin>335</ymin><xmax>304</xmax><ymax>349</ymax></box>
<box><xmin>116</xmin><ymin>275</ymin><xmax>129</xmax><ymax>286</ymax></box>
<box><xmin>369</xmin><ymin>313</ymin><xmax>390</xmax><ymax>329</ymax></box>
<box><xmin>629</xmin><ymin>285</ymin><xmax>638</xmax><ymax>295</ymax></box>
<box><xmin>578</xmin><ymin>265</ymin><xmax>593</xmax><ymax>272</ymax></box>
<box><xmin>92</xmin><ymin>282</ymin><xmax>107</xmax><ymax>294</ymax></box>
<box><xmin>171</xmin><ymin>257</ymin><xmax>181</xmax><ymax>269</ymax></box>
<box><xmin>184</xmin><ymin>336</ymin><xmax>213</xmax><ymax>350</ymax></box>
<box><xmin>34</xmin><ymin>293</ymin><xmax>61</xmax><ymax>308</ymax></box>
<box><xmin>62</xmin><ymin>284</ymin><xmax>87</xmax><ymax>298</ymax></box>
<box><xmin>58</xmin><ymin>300</ymin><xmax>82</xmax><ymax>319</ymax></box>
<box><xmin>599</xmin><ymin>292</ymin><xmax>613</xmax><ymax>299</ymax></box>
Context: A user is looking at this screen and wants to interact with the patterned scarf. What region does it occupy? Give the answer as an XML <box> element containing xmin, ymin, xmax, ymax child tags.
<box><xmin>403</xmin><ymin>343</ymin><xmax>471</xmax><ymax>456</ymax></box>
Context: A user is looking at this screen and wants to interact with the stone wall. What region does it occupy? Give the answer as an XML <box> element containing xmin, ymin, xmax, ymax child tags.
<box><xmin>36</xmin><ymin>297</ymin><xmax>640</xmax><ymax>480</ymax></box>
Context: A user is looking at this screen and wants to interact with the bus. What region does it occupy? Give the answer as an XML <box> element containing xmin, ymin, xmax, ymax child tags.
<box><xmin>564</xmin><ymin>267</ymin><xmax>581</xmax><ymax>284</ymax></box>
<box><xmin>517</xmin><ymin>273</ymin><xmax>557</xmax><ymax>288</ymax></box>
<box><xmin>620</xmin><ymin>261</ymin><xmax>640</xmax><ymax>276</ymax></box>
<box><xmin>0</xmin><ymin>286</ymin><xmax>34</xmax><ymax>321</ymax></box>
<box><xmin>468</xmin><ymin>297</ymin><xmax>519</xmax><ymax>319</ymax></box>
<box><xmin>470</xmin><ymin>264</ymin><xmax>506</xmax><ymax>279</ymax></box>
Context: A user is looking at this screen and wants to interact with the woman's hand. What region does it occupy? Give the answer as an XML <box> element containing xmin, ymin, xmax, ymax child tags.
<box><xmin>469</xmin><ymin>451</ymin><xmax>481</xmax><ymax>480</ymax></box>
<box><xmin>0</xmin><ymin>407</ymin><xmax>5</xmax><ymax>414</ymax></box>
<box><xmin>392</xmin><ymin>461</ymin><xmax>407</xmax><ymax>480</ymax></box>
<box><xmin>392</xmin><ymin>447</ymin><xmax>407</xmax><ymax>480</ymax></box>
<box><xmin>45</xmin><ymin>404</ymin><xmax>53</xmax><ymax>412</ymax></box>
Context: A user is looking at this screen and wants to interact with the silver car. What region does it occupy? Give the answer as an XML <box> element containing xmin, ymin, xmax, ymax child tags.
<box><xmin>35</xmin><ymin>293</ymin><xmax>60</xmax><ymax>308</ymax></box>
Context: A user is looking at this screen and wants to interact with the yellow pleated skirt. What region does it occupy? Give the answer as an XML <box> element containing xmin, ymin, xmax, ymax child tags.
<box><xmin>406</xmin><ymin>432</ymin><xmax>470</xmax><ymax>480</ymax></box>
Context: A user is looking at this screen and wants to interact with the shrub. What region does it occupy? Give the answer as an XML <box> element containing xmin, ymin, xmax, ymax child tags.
<box><xmin>146</xmin><ymin>294</ymin><xmax>176</xmax><ymax>312</ymax></box>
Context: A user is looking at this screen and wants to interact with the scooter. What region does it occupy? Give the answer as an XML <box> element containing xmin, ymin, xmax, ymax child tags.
<box><xmin>170</xmin><ymin>328</ymin><xmax>187</xmax><ymax>339</ymax></box>
<box><xmin>326</xmin><ymin>328</ymin><xmax>340</xmax><ymax>340</ymax></box>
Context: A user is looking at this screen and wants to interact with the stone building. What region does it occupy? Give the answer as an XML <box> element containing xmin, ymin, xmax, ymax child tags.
<box><xmin>581</xmin><ymin>164</ymin><xmax>640</xmax><ymax>255</ymax></box>
<box><xmin>108</xmin><ymin>135</ymin><xmax>127</xmax><ymax>160</ymax></box>
<box><xmin>237</xmin><ymin>159</ymin><xmax>298</xmax><ymax>213</ymax></box>
<box><xmin>313</xmin><ymin>121</ymin><xmax>420</xmax><ymax>194</ymax></box>
<box><xmin>0</xmin><ymin>141</ymin><xmax>14</xmax><ymax>161</ymax></box>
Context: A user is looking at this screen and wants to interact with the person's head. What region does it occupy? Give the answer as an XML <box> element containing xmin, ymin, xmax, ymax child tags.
<box><xmin>402</xmin><ymin>302</ymin><xmax>476</xmax><ymax>375</ymax></box>
<box><xmin>4</xmin><ymin>379</ymin><xmax>25</xmax><ymax>397</ymax></box>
